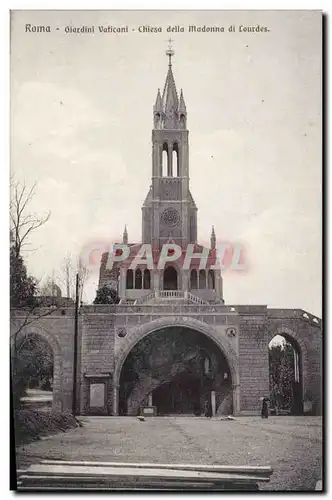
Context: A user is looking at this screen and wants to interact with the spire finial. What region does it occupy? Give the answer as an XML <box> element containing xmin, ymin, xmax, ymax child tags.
<box><xmin>210</xmin><ymin>225</ymin><xmax>216</xmax><ymax>249</ymax></box>
<box><xmin>123</xmin><ymin>224</ymin><xmax>128</xmax><ymax>245</ymax></box>
<box><xmin>166</xmin><ymin>38</ymin><xmax>174</xmax><ymax>66</ymax></box>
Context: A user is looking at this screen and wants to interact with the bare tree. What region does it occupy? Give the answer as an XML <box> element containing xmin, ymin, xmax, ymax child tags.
<box><xmin>10</xmin><ymin>179</ymin><xmax>51</xmax><ymax>258</ymax></box>
<box><xmin>58</xmin><ymin>253</ymin><xmax>90</xmax><ymax>303</ymax></box>
<box><xmin>77</xmin><ymin>257</ymin><xmax>90</xmax><ymax>304</ymax></box>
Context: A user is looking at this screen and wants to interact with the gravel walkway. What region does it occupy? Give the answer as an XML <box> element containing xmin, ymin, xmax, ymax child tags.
<box><xmin>16</xmin><ymin>415</ymin><xmax>322</xmax><ymax>491</ymax></box>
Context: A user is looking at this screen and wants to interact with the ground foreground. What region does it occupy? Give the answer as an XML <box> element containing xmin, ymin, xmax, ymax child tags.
<box><xmin>15</xmin><ymin>416</ymin><xmax>322</xmax><ymax>491</ymax></box>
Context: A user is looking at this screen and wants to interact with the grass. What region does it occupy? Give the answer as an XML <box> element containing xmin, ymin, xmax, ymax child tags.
<box><xmin>14</xmin><ymin>409</ymin><xmax>81</xmax><ymax>444</ymax></box>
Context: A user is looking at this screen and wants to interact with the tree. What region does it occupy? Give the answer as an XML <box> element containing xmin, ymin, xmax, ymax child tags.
<box><xmin>14</xmin><ymin>334</ymin><xmax>53</xmax><ymax>391</ymax></box>
<box><xmin>10</xmin><ymin>245</ymin><xmax>37</xmax><ymax>309</ymax></box>
<box><xmin>93</xmin><ymin>285</ymin><xmax>119</xmax><ymax>305</ymax></box>
<box><xmin>10</xmin><ymin>180</ymin><xmax>50</xmax><ymax>259</ymax></box>
<box><xmin>10</xmin><ymin>180</ymin><xmax>56</xmax><ymax>335</ymax></box>
<box><xmin>58</xmin><ymin>254</ymin><xmax>90</xmax><ymax>303</ymax></box>
<box><xmin>10</xmin><ymin>180</ymin><xmax>55</xmax><ymax>408</ymax></box>
<box><xmin>269</xmin><ymin>342</ymin><xmax>295</xmax><ymax>411</ymax></box>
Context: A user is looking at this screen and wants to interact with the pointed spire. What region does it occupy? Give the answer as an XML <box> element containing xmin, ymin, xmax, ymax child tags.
<box><xmin>179</xmin><ymin>89</ymin><xmax>186</xmax><ymax>113</ymax></box>
<box><xmin>123</xmin><ymin>225</ymin><xmax>128</xmax><ymax>245</ymax></box>
<box><xmin>162</xmin><ymin>64</ymin><xmax>179</xmax><ymax>113</ymax></box>
<box><xmin>153</xmin><ymin>42</ymin><xmax>188</xmax><ymax>130</ymax></box>
<box><xmin>210</xmin><ymin>226</ymin><xmax>216</xmax><ymax>249</ymax></box>
<box><xmin>154</xmin><ymin>88</ymin><xmax>162</xmax><ymax>113</ymax></box>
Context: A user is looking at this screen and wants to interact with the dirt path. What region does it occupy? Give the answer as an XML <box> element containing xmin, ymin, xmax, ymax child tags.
<box><xmin>15</xmin><ymin>416</ymin><xmax>322</xmax><ymax>491</ymax></box>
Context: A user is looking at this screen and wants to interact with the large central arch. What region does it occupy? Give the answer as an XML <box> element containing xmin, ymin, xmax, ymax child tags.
<box><xmin>113</xmin><ymin>317</ymin><xmax>239</xmax><ymax>415</ymax></box>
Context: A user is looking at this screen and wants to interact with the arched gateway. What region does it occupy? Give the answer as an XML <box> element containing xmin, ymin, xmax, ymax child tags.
<box><xmin>11</xmin><ymin>305</ymin><xmax>321</xmax><ymax>417</ymax></box>
<box><xmin>10</xmin><ymin>324</ymin><xmax>63</xmax><ymax>412</ymax></box>
<box><xmin>113</xmin><ymin>317</ymin><xmax>240</xmax><ymax>416</ymax></box>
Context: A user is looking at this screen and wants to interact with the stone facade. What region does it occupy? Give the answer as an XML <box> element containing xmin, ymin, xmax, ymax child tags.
<box><xmin>11</xmin><ymin>304</ymin><xmax>322</xmax><ymax>416</ymax></box>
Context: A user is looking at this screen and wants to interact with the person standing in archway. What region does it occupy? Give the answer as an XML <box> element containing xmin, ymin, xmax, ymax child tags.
<box><xmin>204</xmin><ymin>399</ymin><xmax>212</xmax><ymax>418</ymax></box>
<box><xmin>261</xmin><ymin>397</ymin><xmax>269</xmax><ymax>419</ymax></box>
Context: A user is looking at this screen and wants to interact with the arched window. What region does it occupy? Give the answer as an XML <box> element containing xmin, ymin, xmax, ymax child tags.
<box><xmin>173</xmin><ymin>143</ymin><xmax>179</xmax><ymax>177</ymax></box>
<box><xmin>190</xmin><ymin>269</ymin><xmax>197</xmax><ymax>289</ymax></box>
<box><xmin>199</xmin><ymin>269</ymin><xmax>206</xmax><ymax>289</ymax></box>
<box><xmin>208</xmin><ymin>269</ymin><xmax>215</xmax><ymax>289</ymax></box>
<box><xmin>154</xmin><ymin>112</ymin><xmax>161</xmax><ymax>129</ymax></box>
<box><xmin>162</xmin><ymin>143</ymin><xmax>168</xmax><ymax>177</ymax></box>
<box><xmin>143</xmin><ymin>269</ymin><xmax>151</xmax><ymax>289</ymax></box>
<box><xmin>180</xmin><ymin>114</ymin><xmax>186</xmax><ymax>129</ymax></box>
<box><xmin>126</xmin><ymin>269</ymin><xmax>133</xmax><ymax>289</ymax></box>
<box><xmin>135</xmin><ymin>269</ymin><xmax>142</xmax><ymax>289</ymax></box>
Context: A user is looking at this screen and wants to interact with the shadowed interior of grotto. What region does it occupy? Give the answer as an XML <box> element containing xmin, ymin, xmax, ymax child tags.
<box><xmin>119</xmin><ymin>327</ymin><xmax>233</xmax><ymax>416</ymax></box>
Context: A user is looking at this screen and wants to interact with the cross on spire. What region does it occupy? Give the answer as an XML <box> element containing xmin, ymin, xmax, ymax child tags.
<box><xmin>165</xmin><ymin>38</ymin><xmax>175</xmax><ymax>65</ymax></box>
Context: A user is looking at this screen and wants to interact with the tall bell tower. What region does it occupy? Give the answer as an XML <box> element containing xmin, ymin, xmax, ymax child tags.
<box><xmin>142</xmin><ymin>41</ymin><xmax>198</xmax><ymax>249</ymax></box>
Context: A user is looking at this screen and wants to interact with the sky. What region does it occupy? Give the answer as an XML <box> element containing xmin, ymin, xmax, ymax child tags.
<box><xmin>10</xmin><ymin>10</ymin><xmax>322</xmax><ymax>315</ymax></box>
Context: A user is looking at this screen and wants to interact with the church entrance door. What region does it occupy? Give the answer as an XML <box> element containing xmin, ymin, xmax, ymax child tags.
<box><xmin>163</xmin><ymin>266</ymin><xmax>178</xmax><ymax>290</ymax></box>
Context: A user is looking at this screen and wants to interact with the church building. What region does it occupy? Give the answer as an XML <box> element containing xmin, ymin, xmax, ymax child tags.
<box><xmin>99</xmin><ymin>44</ymin><xmax>223</xmax><ymax>306</ymax></box>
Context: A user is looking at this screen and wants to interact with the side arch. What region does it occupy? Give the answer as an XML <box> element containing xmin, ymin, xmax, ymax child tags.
<box><xmin>267</xmin><ymin>325</ymin><xmax>309</xmax><ymax>407</ymax></box>
<box><xmin>113</xmin><ymin>316</ymin><xmax>239</xmax><ymax>414</ymax></box>
<box><xmin>11</xmin><ymin>323</ymin><xmax>63</xmax><ymax>411</ymax></box>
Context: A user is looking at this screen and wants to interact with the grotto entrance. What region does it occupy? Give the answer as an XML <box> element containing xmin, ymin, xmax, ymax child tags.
<box><xmin>118</xmin><ymin>326</ymin><xmax>233</xmax><ymax>416</ymax></box>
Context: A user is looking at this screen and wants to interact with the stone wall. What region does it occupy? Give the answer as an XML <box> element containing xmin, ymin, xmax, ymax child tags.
<box><xmin>10</xmin><ymin>304</ymin><xmax>322</xmax><ymax>416</ymax></box>
<box><xmin>238</xmin><ymin>314</ymin><xmax>269</xmax><ymax>414</ymax></box>
<box><xmin>80</xmin><ymin>311</ymin><xmax>116</xmax><ymax>414</ymax></box>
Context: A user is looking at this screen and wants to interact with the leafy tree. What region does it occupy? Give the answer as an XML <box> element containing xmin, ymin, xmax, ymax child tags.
<box><xmin>269</xmin><ymin>342</ymin><xmax>295</xmax><ymax>411</ymax></box>
<box><xmin>14</xmin><ymin>334</ymin><xmax>53</xmax><ymax>392</ymax></box>
<box><xmin>10</xmin><ymin>245</ymin><xmax>38</xmax><ymax>309</ymax></box>
<box><xmin>93</xmin><ymin>285</ymin><xmax>120</xmax><ymax>305</ymax></box>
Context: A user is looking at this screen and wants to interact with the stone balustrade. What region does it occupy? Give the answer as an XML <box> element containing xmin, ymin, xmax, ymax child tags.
<box><xmin>11</xmin><ymin>304</ymin><xmax>321</xmax><ymax>327</ymax></box>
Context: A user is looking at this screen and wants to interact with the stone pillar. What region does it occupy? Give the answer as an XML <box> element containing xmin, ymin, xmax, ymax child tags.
<box><xmin>233</xmin><ymin>384</ymin><xmax>241</xmax><ymax>416</ymax></box>
<box><xmin>148</xmin><ymin>393</ymin><xmax>153</xmax><ymax>406</ymax></box>
<box><xmin>153</xmin><ymin>270</ymin><xmax>160</xmax><ymax>297</ymax></box>
<box><xmin>182</xmin><ymin>270</ymin><xmax>189</xmax><ymax>297</ymax></box>
<box><xmin>167</xmin><ymin>144</ymin><xmax>173</xmax><ymax>176</ymax></box>
<box><xmin>113</xmin><ymin>383</ymin><xmax>119</xmax><ymax>415</ymax></box>
<box><xmin>211</xmin><ymin>391</ymin><xmax>216</xmax><ymax>416</ymax></box>
<box><xmin>215</xmin><ymin>272</ymin><xmax>222</xmax><ymax>301</ymax></box>
<box><xmin>119</xmin><ymin>267</ymin><xmax>126</xmax><ymax>299</ymax></box>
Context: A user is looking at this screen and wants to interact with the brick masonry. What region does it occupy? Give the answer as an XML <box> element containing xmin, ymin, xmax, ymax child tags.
<box><xmin>11</xmin><ymin>305</ymin><xmax>322</xmax><ymax>416</ymax></box>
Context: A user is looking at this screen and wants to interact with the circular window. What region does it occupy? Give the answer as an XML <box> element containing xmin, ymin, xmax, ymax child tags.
<box><xmin>161</xmin><ymin>208</ymin><xmax>180</xmax><ymax>227</ymax></box>
<box><xmin>226</xmin><ymin>328</ymin><xmax>236</xmax><ymax>338</ymax></box>
<box><xmin>117</xmin><ymin>328</ymin><xmax>127</xmax><ymax>338</ymax></box>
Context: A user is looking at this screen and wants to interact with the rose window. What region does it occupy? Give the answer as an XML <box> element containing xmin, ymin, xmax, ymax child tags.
<box><xmin>161</xmin><ymin>208</ymin><xmax>180</xmax><ymax>227</ymax></box>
